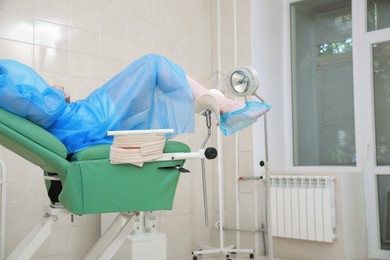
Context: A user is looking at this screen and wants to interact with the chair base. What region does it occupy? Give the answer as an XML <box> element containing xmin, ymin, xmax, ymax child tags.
<box><xmin>113</xmin><ymin>232</ymin><xmax>166</xmax><ymax>260</ymax></box>
<box><xmin>6</xmin><ymin>205</ymin><xmax>148</xmax><ymax>260</ymax></box>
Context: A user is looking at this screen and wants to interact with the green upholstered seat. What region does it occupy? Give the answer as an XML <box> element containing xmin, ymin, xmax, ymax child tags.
<box><xmin>0</xmin><ymin>107</ymin><xmax>190</xmax><ymax>214</ymax></box>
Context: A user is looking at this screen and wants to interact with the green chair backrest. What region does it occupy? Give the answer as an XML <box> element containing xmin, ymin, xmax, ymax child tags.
<box><xmin>0</xmin><ymin>107</ymin><xmax>69</xmax><ymax>173</ymax></box>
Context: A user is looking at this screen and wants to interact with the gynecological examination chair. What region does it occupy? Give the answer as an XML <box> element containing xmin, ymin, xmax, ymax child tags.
<box><xmin>0</xmin><ymin>94</ymin><xmax>219</xmax><ymax>259</ymax></box>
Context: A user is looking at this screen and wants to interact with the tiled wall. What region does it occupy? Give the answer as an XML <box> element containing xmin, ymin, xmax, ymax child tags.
<box><xmin>0</xmin><ymin>0</ymin><xmax>256</xmax><ymax>259</ymax></box>
<box><xmin>0</xmin><ymin>0</ymin><xmax>214</xmax><ymax>259</ymax></box>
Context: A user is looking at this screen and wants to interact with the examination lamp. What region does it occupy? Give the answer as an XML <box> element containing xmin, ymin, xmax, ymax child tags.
<box><xmin>226</xmin><ymin>65</ymin><xmax>274</xmax><ymax>259</ymax></box>
<box><xmin>227</xmin><ymin>66</ymin><xmax>264</xmax><ymax>101</ymax></box>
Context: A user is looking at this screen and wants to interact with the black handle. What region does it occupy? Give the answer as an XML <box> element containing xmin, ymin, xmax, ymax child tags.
<box><xmin>205</xmin><ymin>147</ymin><xmax>218</xmax><ymax>160</ymax></box>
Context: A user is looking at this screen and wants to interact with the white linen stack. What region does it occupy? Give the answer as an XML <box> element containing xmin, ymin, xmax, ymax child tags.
<box><xmin>109</xmin><ymin>134</ymin><xmax>166</xmax><ymax>167</ymax></box>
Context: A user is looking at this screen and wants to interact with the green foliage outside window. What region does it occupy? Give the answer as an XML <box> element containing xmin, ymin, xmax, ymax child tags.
<box><xmin>319</xmin><ymin>38</ymin><xmax>352</xmax><ymax>56</ymax></box>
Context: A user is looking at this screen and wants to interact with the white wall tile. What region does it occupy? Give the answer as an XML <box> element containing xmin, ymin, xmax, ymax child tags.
<box><xmin>0</xmin><ymin>12</ymin><xmax>33</xmax><ymax>43</ymax></box>
<box><xmin>99</xmin><ymin>11</ymin><xmax>127</xmax><ymax>38</ymax></box>
<box><xmin>127</xmin><ymin>19</ymin><xmax>159</xmax><ymax>44</ymax></box>
<box><xmin>34</xmin><ymin>46</ymin><xmax>69</xmax><ymax>75</ymax></box>
<box><xmin>33</xmin><ymin>224</ymin><xmax>99</xmax><ymax>257</ymax></box>
<box><xmin>30</xmin><ymin>251</ymin><xmax>88</xmax><ymax>260</ymax></box>
<box><xmin>98</xmin><ymin>57</ymin><xmax>127</xmax><ymax>82</ymax></box>
<box><xmin>6</xmin><ymin>177</ymin><xmax>47</xmax><ymax>205</ymax></box>
<box><xmin>239</xmin><ymin>193</ymin><xmax>256</xmax><ymax>231</ymax></box>
<box><xmin>155</xmin><ymin>30</ymin><xmax>179</xmax><ymax>51</ymax></box>
<box><xmin>149</xmin><ymin>4</ymin><xmax>174</xmax><ymax>28</ymax></box>
<box><xmin>127</xmin><ymin>40</ymin><xmax>153</xmax><ymax>61</ymax></box>
<box><xmin>66</xmin><ymin>76</ymin><xmax>101</xmax><ymax>98</ymax></box>
<box><xmin>6</xmin><ymin>203</ymin><xmax>45</xmax><ymax>234</ymax></box>
<box><xmin>69</xmin><ymin>52</ymin><xmax>101</xmax><ymax>79</ymax></box>
<box><xmin>34</xmin><ymin>20</ymin><xmax>69</xmax><ymax>49</ymax></box>
<box><xmin>1</xmin><ymin>150</ymin><xmax>41</xmax><ymax>177</ymax></box>
<box><xmin>69</xmin><ymin>27</ymin><xmax>99</xmax><ymax>55</ymax></box>
<box><xmin>34</xmin><ymin>0</ymin><xmax>69</xmax><ymax>25</ymax></box>
<box><xmin>99</xmin><ymin>0</ymin><xmax>131</xmax><ymax>15</ymax></box>
<box><xmin>99</xmin><ymin>33</ymin><xmax>127</xmax><ymax>60</ymax></box>
<box><xmin>170</xmin><ymin>176</ymin><xmax>192</xmax><ymax>215</ymax></box>
<box><xmin>128</xmin><ymin>1</ymin><xmax>152</xmax><ymax>22</ymax></box>
<box><xmin>68</xmin><ymin>0</ymin><xmax>99</xmax><ymax>8</ymax></box>
<box><xmin>0</xmin><ymin>39</ymin><xmax>33</xmax><ymax>65</ymax></box>
<box><xmin>167</xmin><ymin>233</ymin><xmax>194</xmax><ymax>259</ymax></box>
<box><xmin>0</xmin><ymin>0</ymin><xmax>34</xmax><ymax>16</ymax></box>
<box><xmin>69</xmin><ymin>3</ymin><xmax>99</xmax><ymax>32</ymax></box>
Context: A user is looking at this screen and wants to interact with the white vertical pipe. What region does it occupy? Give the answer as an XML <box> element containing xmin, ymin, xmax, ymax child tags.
<box><xmin>264</xmin><ymin>115</ymin><xmax>274</xmax><ymax>259</ymax></box>
<box><xmin>0</xmin><ymin>160</ymin><xmax>6</xmax><ymax>260</ymax></box>
<box><xmin>232</xmin><ymin>0</ymin><xmax>241</xmax><ymax>249</ymax></box>
<box><xmin>217</xmin><ymin>0</ymin><xmax>223</xmax><ymax>91</ymax></box>
<box><xmin>217</xmin><ymin>122</ymin><xmax>225</xmax><ymax>250</ymax></box>
<box><xmin>233</xmin><ymin>0</ymin><xmax>238</xmax><ymax>67</ymax></box>
<box><xmin>216</xmin><ymin>0</ymin><xmax>225</xmax><ymax>249</ymax></box>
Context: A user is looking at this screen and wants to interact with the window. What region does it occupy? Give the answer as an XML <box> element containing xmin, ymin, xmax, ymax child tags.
<box><xmin>374</xmin><ymin>41</ymin><xmax>390</xmax><ymax>250</ymax></box>
<box><xmin>291</xmin><ymin>0</ymin><xmax>355</xmax><ymax>166</ymax></box>
<box><xmin>378</xmin><ymin>175</ymin><xmax>390</xmax><ymax>250</ymax></box>
<box><xmin>374</xmin><ymin>41</ymin><xmax>390</xmax><ymax>165</ymax></box>
<box><xmin>368</xmin><ymin>0</ymin><xmax>390</xmax><ymax>31</ymax></box>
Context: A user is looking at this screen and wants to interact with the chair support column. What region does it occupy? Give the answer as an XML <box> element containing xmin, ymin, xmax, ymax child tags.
<box><xmin>7</xmin><ymin>205</ymin><xmax>69</xmax><ymax>260</ymax></box>
<box><xmin>84</xmin><ymin>212</ymin><xmax>135</xmax><ymax>260</ymax></box>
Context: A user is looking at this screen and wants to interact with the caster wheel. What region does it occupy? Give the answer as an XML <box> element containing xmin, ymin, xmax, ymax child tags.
<box><xmin>193</xmin><ymin>256</ymin><xmax>198</xmax><ymax>260</ymax></box>
<box><xmin>250</xmin><ymin>253</ymin><xmax>255</xmax><ymax>259</ymax></box>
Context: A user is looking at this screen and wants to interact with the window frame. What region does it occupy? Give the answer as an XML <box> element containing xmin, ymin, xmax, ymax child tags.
<box><xmin>364</xmin><ymin>31</ymin><xmax>390</xmax><ymax>260</ymax></box>
<box><xmin>284</xmin><ymin>0</ymin><xmax>390</xmax><ymax>258</ymax></box>
<box><xmin>285</xmin><ymin>0</ymin><xmax>360</xmax><ymax>172</ymax></box>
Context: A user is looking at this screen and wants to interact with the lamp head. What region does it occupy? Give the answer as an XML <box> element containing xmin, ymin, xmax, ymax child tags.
<box><xmin>227</xmin><ymin>66</ymin><xmax>259</xmax><ymax>97</ymax></box>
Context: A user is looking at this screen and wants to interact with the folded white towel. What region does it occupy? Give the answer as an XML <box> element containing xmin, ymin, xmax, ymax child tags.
<box><xmin>109</xmin><ymin>134</ymin><xmax>165</xmax><ymax>167</ymax></box>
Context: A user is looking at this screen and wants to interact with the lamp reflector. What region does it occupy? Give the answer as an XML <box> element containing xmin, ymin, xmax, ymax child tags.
<box><xmin>227</xmin><ymin>66</ymin><xmax>259</xmax><ymax>97</ymax></box>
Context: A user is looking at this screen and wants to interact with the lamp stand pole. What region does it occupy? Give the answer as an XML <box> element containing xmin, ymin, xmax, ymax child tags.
<box><xmin>192</xmin><ymin>128</ymin><xmax>255</xmax><ymax>260</ymax></box>
<box><xmin>262</xmin><ymin>113</ymin><xmax>274</xmax><ymax>259</ymax></box>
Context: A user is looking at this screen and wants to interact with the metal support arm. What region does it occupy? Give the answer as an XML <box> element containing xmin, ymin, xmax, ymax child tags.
<box><xmin>84</xmin><ymin>212</ymin><xmax>136</xmax><ymax>260</ymax></box>
<box><xmin>7</xmin><ymin>206</ymin><xmax>69</xmax><ymax>260</ymax></box>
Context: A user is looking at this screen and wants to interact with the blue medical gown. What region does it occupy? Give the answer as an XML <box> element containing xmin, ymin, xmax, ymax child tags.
<box><xmin>0</xmin><ymin>54</ymin><xmax>195</xmax><ymax>154</ymax></box>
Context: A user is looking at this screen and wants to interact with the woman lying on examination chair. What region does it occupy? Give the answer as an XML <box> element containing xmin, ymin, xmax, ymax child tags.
<box><xmin>0</xmin><ymin>54</ymin><xmax>271</xmax><ymax>155</ymax></box>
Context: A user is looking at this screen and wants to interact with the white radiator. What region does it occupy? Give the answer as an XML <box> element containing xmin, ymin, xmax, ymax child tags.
<box><xmin>270</xmin><ymin>176</ymin><xmax>336</xmax><ymax>243</ymax></box>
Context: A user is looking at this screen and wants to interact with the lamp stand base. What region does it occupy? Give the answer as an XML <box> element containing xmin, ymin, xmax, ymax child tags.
<box><xmin>192</xmin><ymin>245</ymin><xmax>254</xmax><ymax>260</ymax></box>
